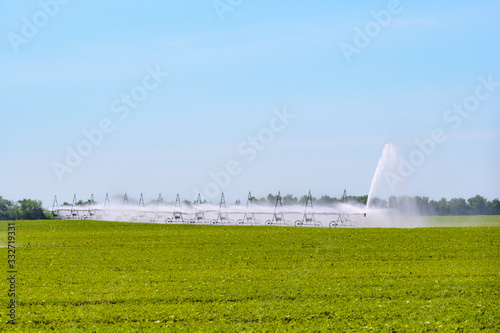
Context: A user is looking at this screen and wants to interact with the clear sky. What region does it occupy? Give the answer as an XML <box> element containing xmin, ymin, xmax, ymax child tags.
<box><xmin>1</xmin><ymin>0</ymin><xmax>499</xmax><ymax>207</ymax></box>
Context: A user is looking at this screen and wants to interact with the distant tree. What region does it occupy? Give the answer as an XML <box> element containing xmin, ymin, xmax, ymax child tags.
<box><xmin>429</xmin><ymin>198</ymin><xmax>450</xmax><ymax>216</ymax></box>
<box><xmin>194</xmin><ymin>199</ymin><xmax>208</xmax><ymax>204</ymax></box>
<box><xmin>182</xmin><ymin>200</ymin><xmax>192</xmax><ymax>206</ymax></box>
<box><xmin>369</xmin><ymin>197</ymin><xmax>387</xmax><ymax>208</ymax></box>
<box><xmin>488</xmin><ymin>199</ymin><xmax>500</xmax><ymax>215</ymax></box>
<box><xmin>414</xmin><ymin>196</ymin><xmax>431</xmax><ymax>215</ymax></box>
<box><xmin>467</xmin><ymin>195</ymin><xmax>489</xmax><ymax>215</ymax></box>
<box><xmin>439</xmin><ymin>198</ymin><xmax>450</xmax><ymax>215</ymax></box>
<box><xmin>18</xmin><ymin>199</ymin><xmax>46</xmax><ymax>220</ymax></box>
<box><xmin>44</xmin><ymin>211</ymin><xmax>55</xmax><ymax>219</ymax></box>
<box><xmin>317</xmin><ymin>195</ymin><xmax>337</xmax><ymax>205</ymax></box>
<box><xmin>149</xmin><ymin>199</ymin><xmax>162</xmax><ymax>205</ymax></box>
<box><xmin>449</xmin><ymin>198</ymin><xmax>468</xmax><ymax>215</ymax></box>
<box><xmin>76</xmin><ymin>199</ymin><xmax>93</xmax><ymax>205</ymax></box>
<box><xmin>252</xmin><ymin>197</ymin><xmax>267</xmax><ymax>204</ymax></box>
<box><xmin>266</xmin><ymin>194</ymin><xmax>277</xmax><ymax>205</ymax></box>
<box><xmin>282</xmin><ymin>194</ymin><xmax>298</xmax><ymax>205</ymax></box>
<box><xmin>0</xmin><ymin>197</ymin><xmax>18</xmax><ymax>220</ymax></box>
<box><xmin>398</xmin><ymin>196</ymin><xmax>418</xmax><ymax>215</ymax></box>
<box><xmin>388</xmin><ymin>196</ymin><xmax>398</xmax><ymax>209</ymax></box>
<box><xmin>359</xmin><ymin>195</ymin><xmax>368</xmax><ymax>205</ymax></box>
<box><xmin>298</xmin><ymin>195</ymin><xmax>309</xmax><ymax>204</ymax></box>
<box><xmin>60</xmin><ymin>199</ymin><xmax>93</xmax><ymax>206</ymax></box>
<box><xmin>347</xmin><ymin>195</ymin><xmax>367</xmax><ymax>205</ymax></box>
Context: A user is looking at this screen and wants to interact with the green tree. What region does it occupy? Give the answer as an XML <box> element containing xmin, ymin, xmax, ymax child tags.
<box><xmin>369</xmin><ymin>197</ymin><xmax>387</xmax><ymax>208</ymax></box>
<box><xmin>430</xmin><ymin>198</ymin><xmax>450</xmax><ymax>215</ymax></box>
<box><xmin>298</xmin><ymin>195</ymin><xmax>309</xmax><ymax>204</ymax></box>
<box><xmin>76</xmin><ymin>199</ymin><xmax>93</xmax><ymax>205</ymax></box>
<box><xmin>439</xmin><ymin>198</ymin><xmax>450</xmax><ymax>215</ymax></box>
<box><xmin>266</xmin><ymin>194</ymin><xmax>277</xmax><ymax>205</ymax></box>
<box><xmin>18</xmin><ymin>199</ymin><xmax>46</xmax><ymax>220</ymax></box>
<box><xmin>388</xmin><ymin>196</ymin><xmax>398</xmax><ymax>209</ymax></box>
<box><xmin>282</xmin><ymin>194</ymin><xmax>298</xmax><ymax>205</ymax></box>
<box><xmin>397</xmin><ymin>196</ymin><xmax>417</xmax><ymax>215</ymax></box>
<box><xmin>414</xmin><ymin>196</ymin><xmax>431</xmax><ymax>214</ymax></box>
<box><xmin>317</xmin><ymin>195</ymin><xmax>337</xmax><ymax>205</ymax></box>
<box><xmin>0</xmin><ymin>196</ymin><xmax>18</xmax><ymax>220</ymax></box>
<box><xmin>347</xmin><ymin>195</ymin><xmax>368</xmax><ymax>205</ymax></box>
<box><xmin>467</xmin><ymin>195</ymin><xmax>489</xmax><ymax>215</ymax></box>
<box><xmin>488</xmin><ymin>198</ymin><xmax>500</xmax><ymax>215</ymax></box>
<box><xmin>449</xmin><ymin>198</ymin><xmax>468</xmax><ymax>215</ymax></box>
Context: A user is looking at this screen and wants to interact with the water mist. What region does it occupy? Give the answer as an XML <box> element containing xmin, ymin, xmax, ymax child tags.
<box><xmin>367</xmin><ymin>143</ymin><xmax>399</xmax><ymax>208</ymax></box>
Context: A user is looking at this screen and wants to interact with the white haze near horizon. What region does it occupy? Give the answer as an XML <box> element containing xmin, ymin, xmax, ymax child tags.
<box><xmin>52</xmin><ymin>200</ymin><xmax>431</xmax><ymax>228</ymax></box>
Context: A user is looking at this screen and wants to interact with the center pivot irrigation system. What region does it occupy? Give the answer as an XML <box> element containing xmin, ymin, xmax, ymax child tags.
<box><xmin>51</xmin><ymin>190</ymin><xmax>365</xmax><ymax>228</ymax></box>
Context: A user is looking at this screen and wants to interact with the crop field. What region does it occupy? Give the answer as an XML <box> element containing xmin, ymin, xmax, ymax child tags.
<box><xmin>1</xmin><ymin>216</ymin><xmax>499</xmax><ymax>332</ymax></box>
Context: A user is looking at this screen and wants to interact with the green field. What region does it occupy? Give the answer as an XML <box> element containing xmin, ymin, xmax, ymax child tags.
<box><xmin>1</xmin><ymin>217</ymin><xmax>499</xmax><ymax>332</ymax></box>
<box><xmin>424</xmin><ymin>215</ymin><xmax>500</xmax><ymax>227</ymax></box>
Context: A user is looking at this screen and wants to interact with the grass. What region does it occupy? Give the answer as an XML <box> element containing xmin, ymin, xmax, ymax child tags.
<box><xmin>425</xmin><ymin>215</ymin><xmax>500</xmax><ymax>227</ymax></box>
<box><xmin>0</xmin><ymin>217</ymin><xmax>499</xmax><ymax>332</ymax></box>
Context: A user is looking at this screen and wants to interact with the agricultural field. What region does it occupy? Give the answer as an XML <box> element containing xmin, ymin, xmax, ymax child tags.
<box><xmin>1</xmin><ymin>216</ymin><xmax>499</xmax><ymax>332</ymax></box>
<box><xmin>424</xmin><ymin>215</ymin><xmax>500</xmax><ymax>227</ymax></box>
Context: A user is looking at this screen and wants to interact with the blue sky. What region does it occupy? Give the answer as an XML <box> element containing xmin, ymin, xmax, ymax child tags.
<box><xmin>1</xmin><ymin>0</ymin><xmax>499</xmax><ymax>207</ymax></box>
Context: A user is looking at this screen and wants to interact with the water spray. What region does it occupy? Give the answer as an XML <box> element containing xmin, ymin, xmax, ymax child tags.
<box><xmin>51</xmin><ymin>191</ymin><xmax>367</xmax><ymax>228</ymax></box>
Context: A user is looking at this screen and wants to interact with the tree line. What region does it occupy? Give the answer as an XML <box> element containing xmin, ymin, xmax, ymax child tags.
<box><xmin>368</xmin><ymin>195</ymin><xmax>500</xmax><ymax>216</ymax></box>
<box><xmin>226</xmin><ymin>193</ymin><xmax>500</xmax><ymax>216</ymax></box>
<box><xmin>0</xmin><ymin>197</ymin><xmax>49</xmax><ymax>220</ymax></box>
<box><xmin>1</xmin><ymin>193</ymin><xmax>499</xmax><ymax>220</ymax></box>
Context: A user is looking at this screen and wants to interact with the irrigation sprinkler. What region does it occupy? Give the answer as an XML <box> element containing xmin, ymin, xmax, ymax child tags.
<box><xmin>329</xmin><ymin>213</ymin><xmax>357</xmax><ymax>228</ymax></box>
<box><xmin>115</xmin><ymin>193</ymin><xmax>131</xmax><ymax>221</ymax></box>
<box><xmin>149</xmin><ymin>193</ymin><xmax>164</xmax><ymax>223</ymax></box>
<box><xmin>236</xmin><ymin>192</ymin><xmax>261</xmax><ymax>225</ymax></box>
<box><xmin>166</xmin><ymin>194</ymin><xmax>186</xmax><ymax>224</ymax></box>
<box><xmin>79</xmin><ymin>194</ymin><xmax>96</xmax><ymax>220</ymax></box>
<box><xmin>212</xmin><ymin>193</ymin><xmax>234</xmax><ymax>225</ymax></box>
<box><xmin>265</xmin><ymin>192</ymin><xmax>290</xmax><ymax>226</ymax></box>
<box><xmin>69</xmin><ymin>194</ymin><xmax>79</xmax><ymax>219</ymax></box>
<box><xmin>51</xmin><ymin>189</ymin><xmax>366</xmax><ymax>227</ymax></box>
<box><xmin>190</xmin><ymin>194</ymin><xmax>211</xmax><ymax>224</ymax></box>
<box><xmin>295</xmin><ymin>190</ymin><xmax>321</xmax><ymax>227</ymax></box>
<box><xmin>51</xmin><ymin>194</ymin><xmax>87</xmax><ymax>219</ymax></box>
<box><xmin>51</xmin><ymin>196</ymin><xmax>60</xmax><ymax>219</ymax></box>
<box><xmin>328</xmin><ymin>189</ymin><xmax>365</xmax><ymax>228</ymax></box>
<box><xmin>95</xmin><ymin>193</ymin><xmax>109</xmax><ymax>220</ymax></box>
<box><xmin>130</xmin><ymin>193</ymin><xmax>147</xmax><ymax>222</ymax></box>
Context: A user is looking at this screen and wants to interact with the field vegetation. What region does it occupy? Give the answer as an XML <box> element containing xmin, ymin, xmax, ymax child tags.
<box><xmin>1</xmin><ymin>216</ymin><xmax>499</xmax><ymax>331</ymax></box>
